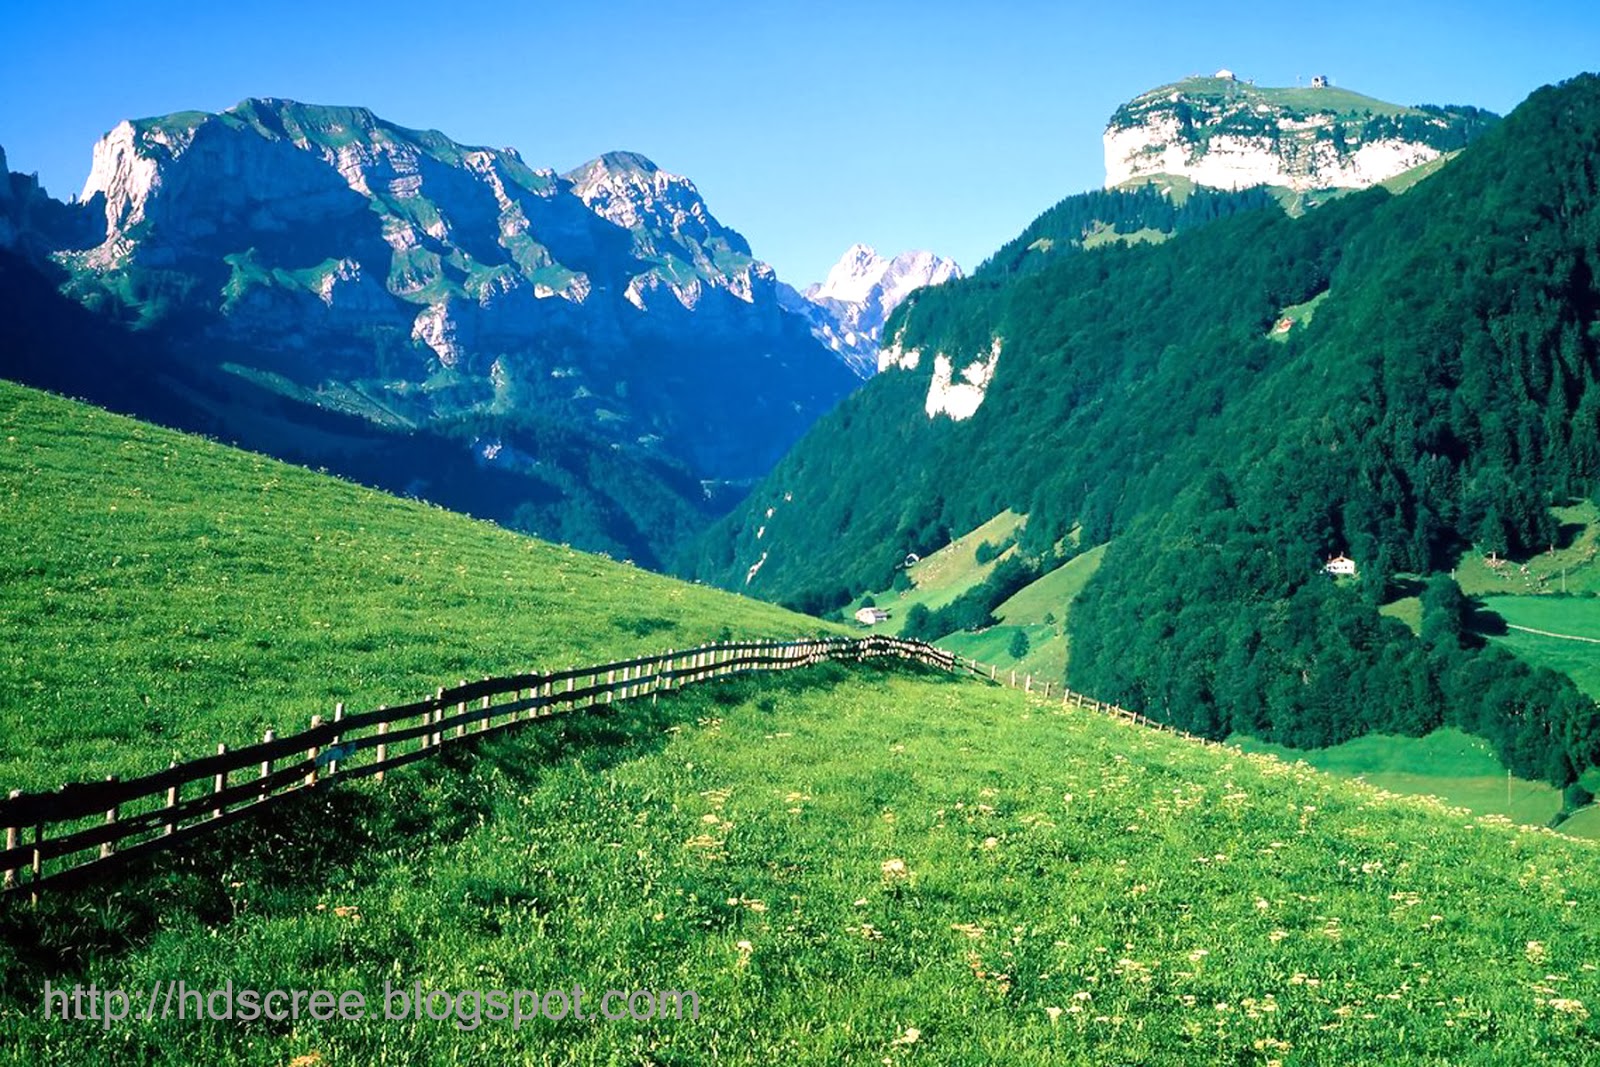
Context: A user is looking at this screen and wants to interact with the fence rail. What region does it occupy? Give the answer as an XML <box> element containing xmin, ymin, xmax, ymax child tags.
<box><xmin>1</xmin><ymin>634</ymin><xmax>963</xmax><ymax>902</ymax></box>
<box><xmin>1</xmin><ymin>633</ymin><xmax>1216</xmax><ymax>904</ymax></box>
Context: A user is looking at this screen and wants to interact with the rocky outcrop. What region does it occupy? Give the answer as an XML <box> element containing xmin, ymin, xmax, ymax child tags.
<box><xmin>1104</xmin><ymin>76</ymin><xmax>1496</xmax><ymax>192</ymax></box>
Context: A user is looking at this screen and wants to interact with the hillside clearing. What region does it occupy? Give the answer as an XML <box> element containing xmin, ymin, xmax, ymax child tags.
<box><xmin>1480</xmin><ymin>595</ymin><xmax>1600</xmax><ymax>699</ymax></box>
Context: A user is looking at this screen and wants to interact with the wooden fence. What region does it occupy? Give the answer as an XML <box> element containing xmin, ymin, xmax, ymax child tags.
<box><xmin>1</xmin><ymin>634</ymin><xmax>961</xmax><ymax>903</ymax></box>
<box><xmin>968</xmin><ymin>659</ymin><xmax>1222</xmax><ymax>746</ymax></box>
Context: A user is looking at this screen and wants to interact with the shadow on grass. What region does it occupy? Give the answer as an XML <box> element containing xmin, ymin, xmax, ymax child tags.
<box><xmin>0</xmin><ymin>658</ymin><xmax>957</xmax><ymax>997</ymax></box>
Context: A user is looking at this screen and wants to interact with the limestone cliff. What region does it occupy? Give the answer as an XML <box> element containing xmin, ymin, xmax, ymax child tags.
<box><xmin>1104</xmin><ymin>75</ymin><xmax>1496</xmax><ymax>192</ymax></box>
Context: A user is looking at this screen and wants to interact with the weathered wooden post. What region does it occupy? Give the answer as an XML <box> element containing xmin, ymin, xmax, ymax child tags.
<box><xmin>164</xmin><ymin>763</ymin><xmax>179</xmax><ymax>836</ymax></box>
<box><xmin>30</xmin><ymin>821</ymin><xmax>42</xmax><ymax>906</ymax></box>
<box><xmin>423</xmin><ymin>689</ymin><xmax>443</xmax><ymax>752</ymax></box>
<box><xmin>480</xmin><ymin>693</ymin><xmax>491</xmax><ymax>732</ymax></box>
<box><xmin>305</xmin><ymin>715</ymin><xmax>324</xmax><ymax>787</ymax></box>
<box><xmin>453</xmin><ymin>682</ymin><xmax>467</xmax><ymax>741</ymax></box>
<box><xmin>100</xmin><ymin>776</ymin><xmax>119</xmax><ymax>860</ymax></box>
<box><xmin>259</xmin><ymin>730</ymin><xmax>276</xmax><ymax>802</ymax></box>
<box><xmin>212</xmin><ymin>743</ymin><xmax>229</xmax><ymax>820</ymax></box>
<box><xmin>3</xmin><ymin>789</ymin><xmax>18</xmax><ymax>890</ymax></box>
<box><xmin>376</xmin><ymin>715</ymin><xmax>389</xmax><ymax>782</ymax></box>
<box><xmin>1025</xmin><ymin>674</ymin><xmax>1033</xmax><ymax>693</ymax></box>
<box><xmin>330</xmin><ymin>703</ymin><xmax>346</xmax><ymax>775</ymax></box>
<box><xmin>605</xmin><ymin>668</ymin><xmax>616</xmax><ymax>704</ymax></box>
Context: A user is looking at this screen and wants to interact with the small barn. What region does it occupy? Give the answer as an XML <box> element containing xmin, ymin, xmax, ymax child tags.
<box><xmin>855</xmin><ymin>607</ymin><xmax>891</xmax><ymax>626</ymax></box>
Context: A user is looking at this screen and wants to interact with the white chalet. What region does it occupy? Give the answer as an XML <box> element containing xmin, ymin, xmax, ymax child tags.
<box><xmin>855</xmin><ymin>607</ymin><xmax>890</xmax><ymax>626</ymax></box>
<box><xmin>1324</xmin><ymin>554</ymin><xmax>1357</xmax><ymax>577</ymax></box>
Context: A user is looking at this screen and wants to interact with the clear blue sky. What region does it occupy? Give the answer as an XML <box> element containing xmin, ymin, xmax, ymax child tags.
<box><xmin>3</xmin><ymin>1</ymin><xmax>1596</xmax><ymax>284</ymax></box>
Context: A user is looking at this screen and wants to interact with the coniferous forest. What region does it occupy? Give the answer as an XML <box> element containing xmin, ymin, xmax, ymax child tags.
<box><xmin>688</xmin><ymin>75</ymin><xmax>1600</xmax><ymax>785</ymax></box>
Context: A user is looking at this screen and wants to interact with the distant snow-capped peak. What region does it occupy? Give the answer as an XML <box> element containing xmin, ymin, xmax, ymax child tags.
<box><xmin>787</xmin><ymin>244</ymin><xmax>962</xmax><ymax>376</ymax></box>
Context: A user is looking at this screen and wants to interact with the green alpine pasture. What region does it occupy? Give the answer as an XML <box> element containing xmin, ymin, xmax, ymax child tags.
<box><xmin>0</xmin><ymin>381</ymin><xmax>844</xmax><ymax>793</ymax></box>
<box><xmin>1231</xmin><ymin>728</ymin><xmax>1600</xmax><ymax>837</ymax></box>
<box><xmin>4</xmin><ymin>666</ymin><xmax>1598</xmax><ymax>1065</ymax></box>
<box><xmin>1481</xmin><ymin>595</ymin><xmax>1600</xmax><ymax>700</ymax></box>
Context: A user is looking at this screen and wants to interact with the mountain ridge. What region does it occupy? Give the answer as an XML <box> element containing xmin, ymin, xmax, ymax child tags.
<box><xmin>1</xmin><ymin>98</ymin><xmax>883</xmax><ymax>564</ymax></box>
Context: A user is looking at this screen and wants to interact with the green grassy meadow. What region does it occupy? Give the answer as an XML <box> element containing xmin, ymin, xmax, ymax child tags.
<box><xmin>0</xmin><ymin>381</ymin><xmax>845</xmax><ymax>792</ymax></box>
<box><xmin>5</xmin><ymin>667</ymin><xmax>1599</xmax><ymax>1064</ymax></box>
<box><xmin>935</xmin><ymin>543</ymin><xmax>1108</xmax><ymax>681</ymax></box>
<box><xmin>1228</xmin><ymin>729</ymin><xmax>1599</xmax><ymax>835</ymax></box>
<box><xmin>1479</xmin><ymin>596</ymin><xmax>1600</xmax><ymax>699</ymax></box>
<box><xmin>7</xmin><ymin>385</ymin><xmax>1600</xmax><ymax>1064</ymax></box>
<box><xmin>845</xmin><ymin>510</ymin><xmax>1024</xmax><ymax>632</ymax></box>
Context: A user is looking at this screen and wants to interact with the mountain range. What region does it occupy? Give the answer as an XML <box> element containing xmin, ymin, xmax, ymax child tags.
<box><xmin>0</xmin><ymin>100</ymin><xmax>957</xmax><ymax>564</ymax></box>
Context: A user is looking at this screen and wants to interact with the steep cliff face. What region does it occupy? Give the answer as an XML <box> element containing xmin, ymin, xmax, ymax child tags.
<box><xmin>62</xmin><ymin>99</ymin><xmax>859</xmax><ymax>483</ymax></box>
<box><xmin>779</xmin><ymin>244</ymin><xmax>962</xmax><ymax>376</ymax></box>
<box><xmin>1104</xmin><ymin>76</ymin><xmax>1496</xmax><ymax>192</ymax></box>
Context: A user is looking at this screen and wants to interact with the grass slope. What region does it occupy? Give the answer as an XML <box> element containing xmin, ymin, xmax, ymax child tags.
<box><xmin>849</xmin><ymin>511</ymin><xmax>1025</xmax><ymax>629</ymax></box>
<box><xmin>0</xmin><ymin>381</ymin><xmax>844</xmax><ymax>792</ymax></box>
<box><xmin>1454</xmin><ymin>502</ymin><xmax>1600</xmax><ymax>597</ymax></box>
<box><xmin>1228</xmin><ymin>729</ymin><xmax>1594</xmax><ymax>834</ymax></box>
<box><xmin>1481</xmin><ymin>596</ymin><xmax>1600</xmax><ymax>699</ymax></box>
<box><xmin>938</xmin><ymin>544</ymin><xmax>1109</xmax><ymax>681</ymax></box>
<box><xmin>5</xmin><ymin>667</ymin><xmax>1598</xmax><ymax>1064</ymax></box>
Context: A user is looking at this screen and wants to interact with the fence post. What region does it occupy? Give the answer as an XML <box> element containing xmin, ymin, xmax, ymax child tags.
<box><xmin>99</xmin><ymin>776</ymin><xmax>119</xmax><ymax>860</ymax></box>
<box><xmin>213</xmin><ymin>743</ymin><xmax>228</xmax><ymax>820</ymax></box>
<box><xmin>30</xmin><ymin>821</ymin><xmax>42</xmax><ymax>906</ymax></box>
<box><xmin>423</xmin><ymin>690</ymin><xmax>441</xmax><ymax>752</ymax></box>
<box><xmin>1025</xmin><ymin>674</ymin><xmax>1032</xmax><ymax>694</ymax></box>
<box><xmin>330</xmin><ymin>703</ymin><xmax>346</xmax><ymax>775</ymax></box>
<box><xmin>3</xmin><ymin>789</ymin><xmax>18</xmax><ymax>890</ymax></box>
<box><xmin>164</xmin><ymin>763</ymin><xmax>179</xmax><ymax>836</ymax></box>
<box><xmin>1010</xmin><ymin>669</ymin><xmax>1016</xmax><ymax>688</ymax></box>
<box><xmin>480</xmin><ymin>693</ymin><xmax>491</xmax><ymax>731</ymax></box>
<box><xmin>376</xmin><ymin>716</ymin><xmax>389</xmax><ymax>782</ymax></box>
<box><xmin>259</xmin><ymin>730</ymin><xmax>276</xmax><ymax>802</ymax></box>
<box><xmin>305</xmin><ymin>715</ymin><xmax>324</xmax><ymax>788</ymax></box>
<box><xmin>451</xmin><ymin>682</ymin><xmax>466</xmax><ymax>743</ymax></box>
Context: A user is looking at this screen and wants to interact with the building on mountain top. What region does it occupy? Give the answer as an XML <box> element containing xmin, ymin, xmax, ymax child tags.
<box><xmin>1215</xmin><ymin>68</ymin><xmax>1236</xmax><ymax>80</ymax></box>
<box><xmin>1311</xmin><ymin>74</ymin><xmax>1329</xmax><ymax>88</ymax></box>
<box><xmin>1324</xmin><ymin>554</ymin><xmax>1357</xmax><ymax>577</ymax></box>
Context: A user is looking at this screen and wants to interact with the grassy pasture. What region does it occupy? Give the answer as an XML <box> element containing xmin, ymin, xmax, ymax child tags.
<box><xmin>1230</xmin><ymin>729</ymin><xmax>1600</xmax><ymax>837</ymax></box>
<box><xmin>1479</xmin><ymin>595</ymin><xmax>1600</xmax><ymax>699</ymax></box>
<box><xmin>4</xmin><ymin>666</ymin><xmax>1598</xmax><ymax>1064</ymax></box>
<box><xmin>847</xmin><ymin>510</ymin><xmax>1024</xmax><ymax>631</ymax></box>
<box><xmin>0</xmin><ymin>381</ymin><xmax>843</xmax><ymax>792</ymax></box>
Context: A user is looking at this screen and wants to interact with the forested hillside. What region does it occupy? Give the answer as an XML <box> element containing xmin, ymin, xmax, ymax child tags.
<box><xmin>686</xmin><ymin>75</ymin><xmax>1600</xmax><ymax>785</ymax></box>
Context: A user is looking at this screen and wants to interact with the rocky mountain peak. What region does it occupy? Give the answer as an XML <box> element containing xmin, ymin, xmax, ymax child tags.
<box><xmin>784</xmin><ymin>244</ymin><xmax>962</xmax><ymax>376</ymax></box>
<box><xmin>1104</xmin><ymin>75</ymin><xmax>1497</xmax><ymax>193</ymax></box>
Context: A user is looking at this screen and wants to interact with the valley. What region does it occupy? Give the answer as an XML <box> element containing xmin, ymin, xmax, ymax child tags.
<box><xmin>4</xmin><ymin>42</ymin><xmax>1600</xmax><ymax>1065</ymax></box>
